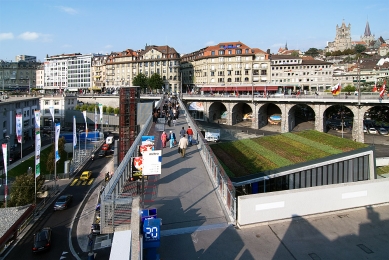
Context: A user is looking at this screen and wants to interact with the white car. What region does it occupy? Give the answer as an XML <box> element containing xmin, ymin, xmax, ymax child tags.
<box><xmin>368</xmin><ymin>128</ymin><xmax>377</xmax><ymax>134</ymax></box>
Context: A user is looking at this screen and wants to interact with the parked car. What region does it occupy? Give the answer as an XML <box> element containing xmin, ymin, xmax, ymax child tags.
<box><xmin>54</xmin><ymin>195</ymin><xmax>73</xmax><ymax>211</ymax></box>
<box><xmin>32</xmin><ymin>227</ymin><xmax>52</xmax><ymax>253</ymax></box>
<box><xmin>101</xmin><ymin>144</ymin><xmax>110</xmax><ymax>151</ymax></box>
<box><xmin>378</xmin><ymin>128</ymin><xmax>388</xmax><ymax>135</ymax></box>
<box><xmin>368</xmin><ymin>128</ymin><xmax>377</xmax><ymax>134</ymax></box>
<box><xmin>80</xmin><ymin>170</ymin><xmax>92</xmax><ymax>181</ymax></box>
<box><xmin>98</xmin><ymin>150</ymin><xmax>106</xmax><ymax>157</ymax></box>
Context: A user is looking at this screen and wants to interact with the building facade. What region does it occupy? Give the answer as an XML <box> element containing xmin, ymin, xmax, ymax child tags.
<box><xmin>91</xmin><ymin>55</ymin><xmax>108</xmax><ymax>92</ymax></box>
<box><xmin>0</xmin><ymin>60</ymin><xmax>40</xmax><ymax>91</ymax></box>
<box><xmin>44</xmin><ymin>53</ymin><xmax>103</xmax><ymax>93</ymax></box>
<box><xmin>360</xmin><ymin>21</ymin><xmax>375</xmax><ymax>46</ymax></box>
<box><xmin>270</xmin><ymin>55</ymin><xmax>334</xmax><ymax>92</ymax></box>
<box><xmin>0</xmin><ymin>96</ymin><xmax>40</xmax><ymax>158</ymax></box>
<box><xmin>15</xmin><ymin>55</ymin><xmax>37</xmax><ymax>62</ymax></box>
<box><xmin>105</xmin><ymin>45</ymin><xmax>181</xmax><ymax>93</ymax></box>
<box><xmin>39</xmin><ymin>94</ymin><xmax>78</xmax><ymax>128</ymax></box>
<box><xmin>180</xmin><ymin>41</ymin><xmax>270</xmax><ymax>93</ymax></box>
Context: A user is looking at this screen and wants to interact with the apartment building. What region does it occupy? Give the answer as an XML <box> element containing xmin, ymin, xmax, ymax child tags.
<box><xmin>180</xmin><ymin>41</ymin><xmax>270</xmax><ymax>93</ymax></box>
<box><xmin>35</xmin><ymin>64</ymin><xmax>44</xmax><ymax>90</ymax></box>
<box><xmin>270</xmin><ymin>55</ymin><xmax>333</xmax><ymax>92</ymax></box>
<box><xmin>0</xmin><ymin>60</ymin><xmax>40</xmax><ymax>91</ymax></box>
<box><xmin>91</xmin><ymin>55</ymin><xmax>108</xmax><ymax>92</ymax></box>
<box><xmin>106</xmin><ymin>45</ymin><xmax>181</xmax><ymax>93</ymax></box>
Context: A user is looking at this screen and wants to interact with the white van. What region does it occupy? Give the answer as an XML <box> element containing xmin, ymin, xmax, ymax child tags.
<box><xmin>106</xmin><ymin>136</ymin><xmax>114</xmax><ymax>145</ymax></box>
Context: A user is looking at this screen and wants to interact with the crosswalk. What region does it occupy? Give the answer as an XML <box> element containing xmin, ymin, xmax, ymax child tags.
<box><xmin>70</xmin><ymin>178</ymin><xmax>95</xmax><ymax>186</ymax></box>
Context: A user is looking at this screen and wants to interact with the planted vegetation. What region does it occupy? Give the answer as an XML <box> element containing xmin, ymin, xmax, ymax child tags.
<box><xmin>210</xmin><ymin>130</ymin><xmax>368</xmax><ymax>178</ymax></box>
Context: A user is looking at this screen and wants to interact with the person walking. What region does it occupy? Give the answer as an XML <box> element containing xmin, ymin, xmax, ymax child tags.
<box><xmin>161</xmin><ymin>131</ymin><xmax>167</xmax><ymax>148</ymax></box>
<box><xmin>169</xmin><ymin>131</ymin><xmax>176</xmax><ymax>148</ymax></box>
<box><xmin>167</xmin><ymin>116</ymin><xmax>172</xmax><ymax>127</ymax></box>
<box><xmin>179</xmin><ymin>127</ymin><xmax>186</xmax><ymax>138</ymax></box>
<box><xmin>178</xmin><ymin>134</ymin><xmax>189</xmax><ymax>157</ymax></box>
<box><xmin>186</xmin><ymin>126</ymin><xmax>194</xmax><ymax>145</ymax></box>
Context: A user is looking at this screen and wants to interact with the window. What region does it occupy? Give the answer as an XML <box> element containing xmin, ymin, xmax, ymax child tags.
<box><xmin>211</xmin><ymin>51</ymin><xmax>215</xmax><ymax>55</ymax></box>
<box><xmin>54</xmin><ymin>109</ymin><xmax>60</xmax><ymax>114</ymax></box>
<box><xmin>45</xmin><ymin>101</ymin><xmax>49</xmax><ymax>105</ymax></box>
<box><xmin>54</xmin><ymin>101</ymin><xmax>59</xmax><ymax>105</ymax></box>
<box><xmin>219</xmin><ymin>50</ymin><xmax>225</xmax><ymax>55</ymax></box>
<box><xmin>236</xmin><ymin>49</ymin><xmax>242</xmax><ymax>54</ymax></box>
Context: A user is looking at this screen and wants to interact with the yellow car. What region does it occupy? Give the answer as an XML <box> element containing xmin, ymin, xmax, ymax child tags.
<box><xmin>80</xmin><ymin>171</ymin><xmax>92</xmax><ymax>181</ymax></box>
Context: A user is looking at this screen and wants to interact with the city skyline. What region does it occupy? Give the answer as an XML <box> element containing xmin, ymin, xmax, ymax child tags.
<box><xmin>0</xmin><ymin>0</ymin><xmax>388</xmax><ymax>62</ymax></box>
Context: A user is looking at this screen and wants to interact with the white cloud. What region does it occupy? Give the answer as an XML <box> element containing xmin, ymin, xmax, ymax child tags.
<box><xmin>205</xmin><ymin>41</ymin><xmax>215</xmax><ymax>46</ymax></box>
<box><xmin>0</xmin><ymin>33</ymin><xmax>14</xmax><ymax>41</ymax></box>
<box><xmin>58</xmin><ymin>6</ymin><xmax>78</xmax><ymax>15</ymax></box>
<box><xmin>18</xmin><ymin>32</ymin><xmax>40</xmax><ymax>41</ymax></box>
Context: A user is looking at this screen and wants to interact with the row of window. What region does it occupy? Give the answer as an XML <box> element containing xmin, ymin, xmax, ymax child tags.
<box><xmin>272</xmin><ymin>71</ymin><xmax>332</xmax><ymax>77</ymax></box>
<box><xmin>272</xmin><ymin>65</ymin><xmax>330</xmax><ymax>70</ymax></box>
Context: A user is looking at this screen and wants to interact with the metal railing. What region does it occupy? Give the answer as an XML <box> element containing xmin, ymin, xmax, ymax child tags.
<box><xmin>177</xmin><ymin>98</ymin><xmax>237</xmax><ymax>223</ymax></box>
<box><xmin>99</xmin><ymin>99</ymin><xmax>159</xmax><ymax>234</ymax></box>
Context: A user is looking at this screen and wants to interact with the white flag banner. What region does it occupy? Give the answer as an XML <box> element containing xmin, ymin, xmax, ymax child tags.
<box><xmin>16</xmin><ymin>114</ymin><xmax>23</xmax><ymax>143</ymax></box>
<box><xmin>49</xmin><ymin>106</ymin><xmax>54</xmax><ymax>122</ymax></box>
<box><xmin>73</xmin><ymin>116</ymin><xmax>77</xmax><ymax>147</ymax></box>
<box><xmin>94</xmin><ymin>106</ymin><xmax>97</xmax><ymax>132</ymax></box>
<box><xmin>83</xmin><ymin>111</ymin><xmax>88</xmax><ymax>137</ymax></box>
<box><xmin>55</xmin><ymin>123</ymin><xmax>61</xmax><ymax>162</ymax></box>
<box><xmin>2</xmin><ymin>144</ymin><xmax>8</xmax><ymax>201</ymax></box>
<box><xmin>35</xmin><ymin>110</ymin><xmax>41</xmax><ymax>178</ymax></box>
<box><xmin>99</xmin><ymin>103</ymin><xmax>103</xmax><ymax>123</ymax></box>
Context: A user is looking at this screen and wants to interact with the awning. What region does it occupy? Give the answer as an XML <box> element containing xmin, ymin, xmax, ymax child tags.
<box><xmin>201</xmin><ymin>86</ymin><xmax>279</xmax><ymax>92</ymax></box>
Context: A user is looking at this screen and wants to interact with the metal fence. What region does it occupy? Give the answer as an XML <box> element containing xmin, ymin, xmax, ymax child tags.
<box><xmin>177</xmin><ymin>98</ymin><xmax>237</xmax><ymax>223</ymax></box>
<box><xmin>100</xmin><ymin>100</ymin><xmax>159</xmax><ymax>234</ymax></box>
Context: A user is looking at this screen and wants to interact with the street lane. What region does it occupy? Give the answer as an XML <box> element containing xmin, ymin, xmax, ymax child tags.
<box><xmin>5</xmin><ymin>155</ymin><xmax>111</xmax><ymax>260</ymax></box>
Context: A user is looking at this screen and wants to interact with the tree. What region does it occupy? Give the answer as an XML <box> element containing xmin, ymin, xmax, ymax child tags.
<box><xmin>148</xmin><ymin>73</ymin><xmax>164</xmax><ymax>92</ymax></box>
<box><xmin>342</xmin><ymin>84</ymin><xmax>356</xmax><ymax>93</ymax></box>
<box><xmin>291</xmin><ymin>51</ymin><xmax>299</xmax><ymax>57</ymax></box>
<box><xmin>354</xmin><ymin>44</ymin><xmax>366</xmax><ymax>54</ymax></box>
<box><xmin>305</xmin><ymin>48</ymin><xmax>320</xmax><ymax>58</ymax></box>
<box><xmin>8</xmin><ymin>173</ymin><xmax>45</xmax><ymax>207</ymax></box>
<box><xmin>132</xmin><ymin>73</ymin><xmax>149</xmax><ymax>93</ymax></box>
<box><xmin>46</xmin><ymin>137</ymin><xmax>66</xmax><ymax>174</ymax></box>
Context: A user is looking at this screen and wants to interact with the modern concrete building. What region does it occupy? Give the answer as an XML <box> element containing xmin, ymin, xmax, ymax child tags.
<box><xmin>39</xmin><ymin>94</ymin><xmax>78</xmax><ymax>128</ymax></box>
<box><xmin>180</xmin><ymin>41</ymin><xmax>270</xmax><ymax>93</ymax></box>
<box><xmin>44</xmin><ymin>53</ymin><xmax>104</xmax><ymax>93</ymax></box>
<box><xmin>105</xmin><ymin>45</ymin><xmax>181</xmax><ymax>93</ymax></box>
<box><xmin>0</xmin><ymin>95</ymin><xmax>40</xmax><ymax>157</ymax></box>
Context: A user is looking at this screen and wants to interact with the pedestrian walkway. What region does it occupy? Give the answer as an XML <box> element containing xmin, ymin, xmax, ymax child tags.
<box><xmin>143</xmin><ymin>106</ymin><xmax>231</xmax><ymax>258</ymax></box>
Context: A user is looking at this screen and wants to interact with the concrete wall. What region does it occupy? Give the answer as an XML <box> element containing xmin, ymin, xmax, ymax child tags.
<box><xmin>237</xmin><ymin>178</ymin><xmax>389</xmax><ymax>226</ymax></box>
<box><xmin>376</xmin><ymin>157</ymin><xmax>389</xmax><ymax>167</ymax></box>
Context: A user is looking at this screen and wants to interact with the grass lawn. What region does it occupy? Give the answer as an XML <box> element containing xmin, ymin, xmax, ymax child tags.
<box><xmin>8</xmin><ymin>145</ymin><xmax>68</xmax><ymax>178</ymax></box>
<box><xmin>211</xmin><ymin>130</ymin><xmax>369</xmax><ymax>178</ymax></box>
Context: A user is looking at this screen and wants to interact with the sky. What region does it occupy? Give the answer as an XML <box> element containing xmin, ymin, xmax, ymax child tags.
<box><xmin>0</xmin><ymin>0</ymin><xmax>388</xmax><ymax>62</ymax></box>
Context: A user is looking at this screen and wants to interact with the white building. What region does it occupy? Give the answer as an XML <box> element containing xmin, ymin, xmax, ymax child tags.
<box><xmin>44</xmin><ymin>53</ymin><xmax>103</xmax><ymax>93</ymax></box>
<box><xmin>40</xmin><ymin>94</ymin><xmax>78</xmax><ymax>128</ymax></box>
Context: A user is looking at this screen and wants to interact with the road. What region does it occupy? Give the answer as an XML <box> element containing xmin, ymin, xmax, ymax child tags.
<box><xmin>6</xmin><ymin>154</ymin><xmax>111</xmax><ymax>260</ymax></box>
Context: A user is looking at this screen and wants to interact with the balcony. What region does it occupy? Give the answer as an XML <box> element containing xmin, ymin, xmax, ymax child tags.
<box><xmin>107</xmin><ymin>73</ymin><xmax>115</xmax><ymax>76</ymax></box>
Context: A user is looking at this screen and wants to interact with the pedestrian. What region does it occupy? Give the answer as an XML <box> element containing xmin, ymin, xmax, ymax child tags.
<box><xmin>179</xmin><ymin>126</ymin><xmax>186</xmax><ymax>138</ymax></box>
<box><xmin>161</xmin><ymin>131</ymin><xmax>167</xmax><ymax>148</ymax></box>
<box><xmin>178</xmin><ymin>134</ymin><xmax>189</xmax><ymax>157</ymax></box>
<box><xmin>186</xmin><ymin>126</ymin><xmax>194</xmax><ymax>145</ymax></box>
<box><xmin>169</xmin><ymin>131</ymin><xmax>176</xmax><ymax>148</ymax></box>
<box><xmin>167</xmin><ymin>116</ymin><xmax>171</xmax><ymax>127</ymax></box>
<box><xmin>172</xmin><ymin>118</ymin><xmax>176</xmax><ymax>126</ymax></box>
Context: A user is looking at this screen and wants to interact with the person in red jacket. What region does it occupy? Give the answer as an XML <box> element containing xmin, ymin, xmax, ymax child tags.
<box><xmin>186</xmin><ymin>126</ymin><xmax>194</xmax><ymax>145</ymax></box>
